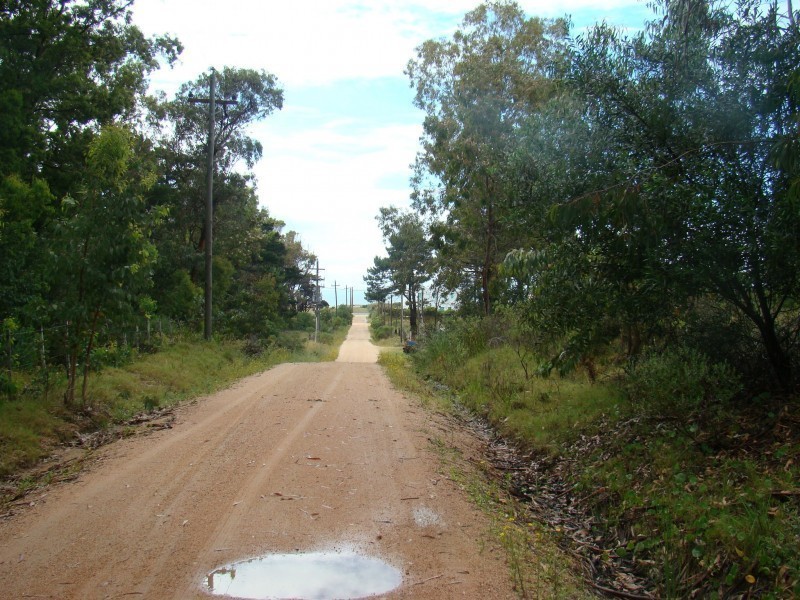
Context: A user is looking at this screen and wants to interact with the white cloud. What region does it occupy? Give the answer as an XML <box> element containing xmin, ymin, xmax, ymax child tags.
<box><xmin>253</xmin><ymin>117</ymin><xmax>422</xmax><ymax>299</ymax></box>
<box><xmin>132</xmin><ymin>0</ymin><xmax>649</xmax><ymax>304</ymax></box>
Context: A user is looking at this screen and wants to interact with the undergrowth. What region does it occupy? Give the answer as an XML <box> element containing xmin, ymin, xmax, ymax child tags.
<box><xmin>420</xmin><ymin>411</ymin><xmax>593</xmax><ymax>599</ymax></box>
<box><xmin>381</xmin><ymin>313</ymin><xmax>800</xmax><ymax>599</ymax></box>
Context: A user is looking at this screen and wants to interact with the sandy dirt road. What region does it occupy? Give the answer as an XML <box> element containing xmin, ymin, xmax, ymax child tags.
<box><xmin>0</xmin><ymin>314</ymin><xmax>514</xmax><ymax>599</ymax></box>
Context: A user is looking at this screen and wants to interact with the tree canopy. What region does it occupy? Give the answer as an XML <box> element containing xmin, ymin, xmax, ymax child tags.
<box><xmin>0</xmin><ymin>1</ymin><xmax>317</xmax><ymax>403</ymax></box>
<box><xmin>395</xmin><ymin>0</ymin><xmax>800</xmax><ymax>392</ymax></box>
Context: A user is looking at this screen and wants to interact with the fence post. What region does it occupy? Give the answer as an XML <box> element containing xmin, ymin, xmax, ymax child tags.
<box><xmin>5</xmin><ymin>328</ymin><xmax>12</xmax><ymax>387</ymax></box>
<box><xmin>40</xmin><ymin>326</ymin><xmax>47</xmax><ymax>370</ymax></box>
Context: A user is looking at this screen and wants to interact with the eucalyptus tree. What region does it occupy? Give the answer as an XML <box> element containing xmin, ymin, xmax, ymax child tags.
<box><xmin>146</xmin><ymin>68</ymin><xmax>284</xmax><ymax>319</ymax></box>
<box><xmin>368</xmin><ymin>207</ymin><xmax>433</xmax><ymax>338</ymax></box>
<box><xmin>51</xmin><ymin>126</ymin><xmax>163</xmax><ymax>405</ymax></box>
<box><xmin>281</xmin><ymin>230</ymin><xmax>318</xmax><ymax>314</ymax></box>
<box><xmin>0</xmin><ymin>0</ymin><xmax>180</xmax><ymax>191</ymax></box>
<box><xmin>0</xmin><ymin>0</ymin><xmax>179</xmax><ymax>331</ymax></box>
<box><xmin>509</xmin><ymin>0</ymin><xmax>800</xmax><ymax>388</ymax></box>
<box><xmin>407</xmin><ymin>1</ymin><xmax>569</xmax><ymax>315</ymax></box>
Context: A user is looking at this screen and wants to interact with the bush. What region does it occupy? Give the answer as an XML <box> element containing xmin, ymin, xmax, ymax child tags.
<box><xmin>289</xmin><ymin>311</ymin><xmax>315</xmax><ymax>332</ymax></box>
<box><xmin>373</xmin><ymin>325</ymin><xmax>394</xmax><ymax>340</ymax></box>
<box><xmin>624</xmin><ymin>346</ymin><xmax>741</xmax><ymax>416</ymax></box>
<box><xmin>274</xmin><ymin>331</ymin><xmax>305</xmax><ymax>352</ymax></box>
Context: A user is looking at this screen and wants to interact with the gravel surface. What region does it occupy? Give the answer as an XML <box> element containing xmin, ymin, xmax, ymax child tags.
<box><xmin>0</xmin><ymin>314</ymin><xmax>514</xmax><ymax>599</ymax></box>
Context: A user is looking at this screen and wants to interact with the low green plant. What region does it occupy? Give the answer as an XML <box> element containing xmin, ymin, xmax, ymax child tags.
<box><xmin>398</xmin><ymin>317</ymin><xmax>799</xmax><ymax>597</ymax></box>
<box><xmin>624</xmin><ymin>346</ymin><xmax>742</xmax><ymax>416</ymax></box>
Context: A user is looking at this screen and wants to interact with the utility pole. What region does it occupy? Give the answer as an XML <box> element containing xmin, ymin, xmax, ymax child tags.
<box><xmin>189</xmin><ymin>68</ymin><xmax>237</xmax><ymax>340</ymax></box>
<box><xmin>313</xmin><ymin>260</ymin><xmax>325</xmax><ymax>342</ymax></box>
<box><xmin>400</xmin><ymin>291</ymin><xmax>405</xmax><ymax>342</ymax></box>
<box><xmin>333</xmin><ymin>281</ymin><xmax>339</xmax><ymax>311</ymax></box>
<box><xmin>419</xmin><ymin>287</ymin><xmax>424</xmax><ymax>335</ymax></box>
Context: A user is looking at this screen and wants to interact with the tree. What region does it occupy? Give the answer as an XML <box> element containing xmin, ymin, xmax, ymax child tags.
<box><xmin>282</xmin><ymin>230</ymin><xmax>317</xmax><ymax>313</ymax></box>
<box><xmin>506</xmin><ymin>0</ymin><xmax>800</xmax><ymax>388</ymax></box>
<box><xmin>146</xmin><ymin>68</ymin><xmax>284</xmax><ymax>323</ymax></box>
<box><xmin>51</xmin><ymin>126</ymin><xmax>163</xmax><ymax>405</ymax></box>
<box><xmin>368</xmin><ymin>207</ymin><xmax>433</xmax><ymax>338</ymax></box>
<box><xmin>0</xmin><ymin>0</ymin><xmax>180</xmax><ymax>360</ymax></box>
<box><xmin>0</xmin><ymin>0</ymin><xmax>180</xmax><ymax>192</ymax></box>
<box><xmin>0</xmin><ymin>177</ymin><xmax>53</xmax><ymax>324</ymax></box>
<box><xmin>407</xmin><ymin>1</ymin><xmax>569</xmax><ymax>315</ymax></box>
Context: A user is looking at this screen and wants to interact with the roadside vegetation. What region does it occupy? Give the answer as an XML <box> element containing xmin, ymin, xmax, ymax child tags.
<box><xmin>1</xmin><ymin>307</ymin><xmax>351</xmax><ymax>487</ymax></box>
<box><xmin>0</xmin><ymin>2</ymin><xmax>354</xmax><ymax>492</ymax></box>
<box><xmin>375</xmin><ymin>312</ymin><xmax>799</xmax><ymax>598</ymax></box>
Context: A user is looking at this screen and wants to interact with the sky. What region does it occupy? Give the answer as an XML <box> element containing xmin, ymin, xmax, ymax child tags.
<box><xmin>132</xmin><ymin>0</ymin><xmax>652</xmax><ymax>306</ymax></box>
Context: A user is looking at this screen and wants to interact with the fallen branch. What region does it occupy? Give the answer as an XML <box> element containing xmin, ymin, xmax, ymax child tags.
<box><xmin>590</xmin><ymin>582</ymin><xmax>653</xmax><ymax>600</ymax></box>
<box><xmin>413</xmin><ymin>574</ymin><xmax>444</xmax><ymax>586</ymax></box>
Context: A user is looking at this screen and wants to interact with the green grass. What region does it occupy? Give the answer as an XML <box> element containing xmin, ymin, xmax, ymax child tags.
<box><xmin>388</xmin><ymin>325</ymin><xmax>800</xmax><ymax>598</ymax></box>
<box><xmin>0</xmin><ymin>395</ymin><xmax>72</xmax><ymax>479</ymax></box>
<box><xmin>571</xmin><ymin>416</ymin><xmax>800</xmax><ymax>598</ymax></box>
<box><xmin>380</xmin><ymin>350</ymin><xmax>595</xmax><ymax>599</ymax></box>
<box><xmin>425</xmin><ymin>345</ymin><xmax>623</xmax><ymax>453</ymax></box>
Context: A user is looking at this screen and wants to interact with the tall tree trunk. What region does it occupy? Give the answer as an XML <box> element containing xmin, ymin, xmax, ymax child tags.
<box><xmin>80</xmin><ymin>309</ymin><xmax>101</xmax><ymax>404</ymax></box>
<box><xmin>481</xmin><ymin>185</ymin><xmax>497</xmax><ymax>316</ymax></box>
<box><xmin>64</xmin><ymin>343</ymin><xmax>78</xmax><ymax>406</ymax></box>
<box><xmin>408</xmin><ymin>286</ymin><xmax>418</xmax><ymax>338</ymax></box>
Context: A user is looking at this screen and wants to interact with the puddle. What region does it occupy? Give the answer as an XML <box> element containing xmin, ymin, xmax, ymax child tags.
<box><xmin>204</xmin><ymin>551</ymin><xmax>402</xmax><ymax>599</ymax></box>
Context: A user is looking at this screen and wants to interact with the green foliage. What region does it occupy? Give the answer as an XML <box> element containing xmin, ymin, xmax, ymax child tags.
<box><xmin>396</xmin><ymin>312</ymin><xmax>800</xmax><ymax>597</ymax></box>
<box><xmin>0</xmin><ymin>6</ymin><xmax>313</xmax><ymax>402</ymax></box>
<box><xmin>0</xmin><ymin>394</ymin><xmax>71</xmax><ymax>479</ymax></box>
<box><xmin>289</xmin><ymin>311</ymin><xmax>315</xmax><ymax>331</ymax></box>
<box><xmin>0</xmin><ymin>176</ymin><xmax>53</xmax><ymax>321</ymax></box>
<box><xmin>407</xmin><ymin>1</ymin><xmax>570</xmax><ymax>315</ymax></box>
<box><xmin>157</xmin><ymin>269</ymin><xmax>201</xmax><ymax>322</ymax></box>
<box><xmin>406</xmin><ymin>0</ymin><xmax>800</xmax><ymax>392</ymax></box>
<box><xmin>318</xmin><ymin>305</ymin><xmax>353</xmax><ymax>333</ymax></box>
<box><xmin>367</xmin><ymin>208</ymin><xmax>432</xmax><ymax>337</ymax></box>
<box><xmin>624</xmin><ymin>346</ymin><xmax>742</xmax><ymax>416</ymax></box>
<box><xmin>0</xmin><ymin>0</ymin><xmax>180</xmax><ymax>190</ymax></box>
<box><xmin>573</xmin><ymin>415</ymin><xmax>800</xmax><ymax>597</ymax></box>
<box><xmin>50</xmin><ymin>125</ymin><xmax>162</xmax><ymax>405</ymax></box>
<box><xmin>559</xmin><ymin>0</ymin><xmax>800</xmax><ymax>390</ymax></box>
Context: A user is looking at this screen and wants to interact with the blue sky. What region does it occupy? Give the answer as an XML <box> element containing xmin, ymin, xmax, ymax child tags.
<box><xmin>133</xmin><ymin>0</ymin><xmax>652</xmax><ymax>305</ymax></box>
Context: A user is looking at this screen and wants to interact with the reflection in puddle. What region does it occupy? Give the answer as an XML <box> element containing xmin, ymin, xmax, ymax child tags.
<box><xmin>204</xmin><ymin>551</ymin><xmax>402</xmax><ymax>599</ymax></box>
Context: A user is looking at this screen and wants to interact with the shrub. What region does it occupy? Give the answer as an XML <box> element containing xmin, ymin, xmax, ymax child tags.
<box><xmin>624</xmin><ymin>346</ymin><xmax>741</xmax><ymax>416</ymax></box>
<box><xmin>274</xmin><ymin>331</ymin><xmax>305</xmax><ymax>352</ymax></box>
<box><xmin>373</xmin><ymin>325</ymin><xmax>394</xmax><ymax>340</ymax></box>
<box><xmin>289</xmin><ymin>311</ymin><xmax>315</xmax><ymax>332</ymax></box>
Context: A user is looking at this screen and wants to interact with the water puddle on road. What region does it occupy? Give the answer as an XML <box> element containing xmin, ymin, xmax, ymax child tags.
<box><xmin>203</xmin><ymin>551</ymin><xmax>402</xmax><ymax>599</ymax></box>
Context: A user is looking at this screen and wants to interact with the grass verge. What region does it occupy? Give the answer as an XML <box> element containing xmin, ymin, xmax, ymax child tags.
<box><xmin>379</xmin><ymin>350</ymin><xmax>595</xmax><ymax>599</ymax></box>
<box><xmin>401</xmin><ymin>326</ymin><xmax>800</xmax><ymax>598</ymax></box>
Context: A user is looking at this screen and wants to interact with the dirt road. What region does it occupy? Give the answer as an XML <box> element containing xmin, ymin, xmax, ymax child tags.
<box><xmin>0</xmin><ymin>314</ymin><xmax>514</xmax><ymax>599</ymax></box>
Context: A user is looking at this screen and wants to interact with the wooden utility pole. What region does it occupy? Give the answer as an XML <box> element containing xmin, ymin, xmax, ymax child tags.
<box><xmin>189</xmin><ymin>69</ymin><xmax>237</xmax><ymax>340</ymax></box>
<box><xmin>313</xmin><ymin>260</ymin><xmax>325</xmax><ymax>343</ymax></box>
<box><xmin>333</xmin><ymin>281</ymin><xmax>339</xmax><ymax>311</ymax></box>
<box><xmin>399</xmin><ymin>292</ymin><xmax>405</xmax><ymax>342</ymax></box>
